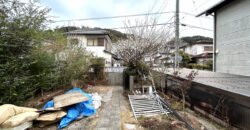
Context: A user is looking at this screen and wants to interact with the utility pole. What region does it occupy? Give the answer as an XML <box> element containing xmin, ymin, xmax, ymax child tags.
<box><xmin>174</xmin><ymin>0</ymin><xmax>180</xmax><ymax>70</ymax></box>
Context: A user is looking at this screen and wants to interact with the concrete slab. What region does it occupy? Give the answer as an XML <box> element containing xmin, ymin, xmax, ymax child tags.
<box><xmin>96</xmin><ymin>87</ymin><xmax>125</xmax><ymax>130</ymax></box>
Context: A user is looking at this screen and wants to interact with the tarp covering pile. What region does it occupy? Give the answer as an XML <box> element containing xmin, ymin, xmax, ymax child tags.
<box><xmin>42</xmin><ymin>88</ymin><xmax>96</xmax><ymax>129</ymax></box>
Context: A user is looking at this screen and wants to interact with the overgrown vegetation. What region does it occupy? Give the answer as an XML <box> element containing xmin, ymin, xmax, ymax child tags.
<box><xmin>90</xmin><ymin>57</ymin><xmax>105</xmax><ymax>80</ymax></box>
<box><xmin>0</xmin><ymin>0</ymin><xmax>52</xmax><ymax>105</ymax></box>
<box><xmin>0</xmin><ymin>0</ymin><xmax>100</xmax><ymax>105</ymax></box>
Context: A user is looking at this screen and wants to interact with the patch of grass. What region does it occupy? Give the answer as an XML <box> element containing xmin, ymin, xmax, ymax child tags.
<box><xmin>169</xmin><ymin>99</ymin><xmax>182</xmax><ymax>111</ymax></box>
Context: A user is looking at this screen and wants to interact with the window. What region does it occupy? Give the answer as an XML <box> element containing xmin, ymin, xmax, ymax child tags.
<box><xmin>87</xmin><ymin>38</ymin><xmax>104</xmax><ymax>46</ymax></box>
<box><xmin>98</xmin><ymin>38</ymin><xmax>104</xmax><ymax>46</ymax></box>
<box><xmin>87</xmin><ymin>39</ymin><xmax>97</xmax><ymax>46</ymax></box>
<box><xmin>204</xmin><ymin>46</ymin><xmax>213</xmax><ymax>51</ymax></box>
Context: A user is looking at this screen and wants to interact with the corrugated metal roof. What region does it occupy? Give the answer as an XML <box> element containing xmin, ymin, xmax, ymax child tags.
<box><xmin>196</xmin><ymin>0</ymin><xmax>234</xmax><ymax>17</ymax></box>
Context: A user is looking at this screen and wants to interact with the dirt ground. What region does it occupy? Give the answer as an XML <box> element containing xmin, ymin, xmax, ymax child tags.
<box><xmin>120</xmin><ymin>99</ymin><xmax>143</xmax><ymax>130</ymax></box>
<box><xmin>121</xmin><ymin>91</ymin><xmax>224</xmax><ymax>130</ymax></box>
<box><xmin>85</xmin><ymin>85</ymin><xmax>114</xmax><ymax>94</ymax></box>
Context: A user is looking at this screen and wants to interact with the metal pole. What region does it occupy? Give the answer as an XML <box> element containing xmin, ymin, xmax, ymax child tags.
<box><xmin>175</xmin><ymin>0</ymin><xmax>180</xmax><ymax>70</ymax></box>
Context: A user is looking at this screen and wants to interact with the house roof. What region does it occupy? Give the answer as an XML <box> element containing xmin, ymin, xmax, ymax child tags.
<box><xmin>191</xmin><ymin>52</ymin><xmax>213</xmax><ymax>58</ymax></box>
<box><xmin>103</xmin><ymin>50</ymin><xmax>121</xmax><ymax>60</ymax></box>
<box><xmin>179</xmin><ymin>41</ymin><xmax>212</xmax><ymax>49</ymax></box>
<box><xmin>196</xmin><ymin>0</ymin><xmax>234</xmax><ymax>17</ymax></box>
<box><xmin>65</xmin><ymin>29</ymin><xmax>111</xmax><ymax>39</ymax></box>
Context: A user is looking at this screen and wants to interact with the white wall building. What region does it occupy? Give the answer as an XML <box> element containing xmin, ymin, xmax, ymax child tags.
<box><xmin>65</xmin><ymin>29</ymin><xmax>117</xmax><ymax>67</ymax></box>
<box><xmin>182</xmin><ymin>41</ymin><xmax>213</xmax><ymax>55</ymax></box>
<box><xmin>198</xmin><ymin>0</ymin><xmax>250</xmax><ymax>76</ymax></box>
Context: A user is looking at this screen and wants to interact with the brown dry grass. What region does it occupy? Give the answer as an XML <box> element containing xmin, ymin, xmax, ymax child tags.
<box><xmin>138</xmin><ymin>115</ymin><xmax>189</xmax><ymax>130</ymax></box>
<box><xmin>120</xmin><ymin>97</ymin><xmax>143</xmax><ymax>130</ymax></box>
<box><xmin>85</xmin><ymin>85</ymin><xmax>114</xmax><ymax>94</ymax></box>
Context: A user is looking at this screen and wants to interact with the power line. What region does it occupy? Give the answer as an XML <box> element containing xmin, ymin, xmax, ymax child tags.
<box><xmin>190</xmin><ymin>0</ymin><xmax>209</xmax><ymax>13</ymax></box>
<box><xmin>192</xmin><ymin>0</ymin><xmax>205</xmax><ymax>34</ymax></box>
<box><xmin>180</xmin><ymin>12</ymin><xmax>213</xmax><ymax>20</ymax></box>
<box><xmin>180</xmin><ymin>23</ymin><xmax>213</xmax><ymax>31</ymax></box>
<box><xmin>53</xmin><ymin>11</ymin><xmax>211</xmax><ymax>23</ymax></box>
<box><xmin>108</xmin><ymin>22</ymin><xmax>175</xmax><ymax>30</ymax></box>
<box><xmin>54</xmin><ymin>11</ymin><xmax>175</xmax><ymax>22</ymax></box>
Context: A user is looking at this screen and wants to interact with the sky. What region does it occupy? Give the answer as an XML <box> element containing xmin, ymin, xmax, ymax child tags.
<box><xmin>39</xmin><ymin>0</ymin><xmax>221</xmax><ymax>38</ymax></box>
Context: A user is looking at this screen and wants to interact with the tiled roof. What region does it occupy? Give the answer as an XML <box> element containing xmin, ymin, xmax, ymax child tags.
<box><xmin>65</xmin><ymin>29</ymin><xmax>110</xmax><ymax>35</ymax></box>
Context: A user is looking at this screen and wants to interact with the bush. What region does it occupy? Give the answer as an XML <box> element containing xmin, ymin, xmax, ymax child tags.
<box><xmin>58</xmin><ymin>47</ymin><xmax>93</xmax><ymax>87</ymax></box>
<box><xmin>171</xmin><ymin>51</ymin><xmax>191</xmax><ymax>67</ymax></box>
<box><xmin>187</xmin><ymin>63</ymin><xmax>211</xmax><ymax>70</ymax></box>
<box><xmin>207</xmin><ymin>59</ymin><xmax>213</xmax><ymax>70</ymax></box>
<box><xmin>90</xmin><ymin>57</ymin><xmax>105</xmax><ymax>80</ymax></box>
<box><xmin>0</xmin><ymin>49</ymin><xmax>58</xmax><ymax>105</ymax></box>
<box><xmin>0</xmin><ymin>0</ymin><xmax>53</xmax><ymax>105</ymax></box>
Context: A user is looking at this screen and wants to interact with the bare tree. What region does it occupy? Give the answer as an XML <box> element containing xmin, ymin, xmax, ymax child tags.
<box><xmin>177</xmin><ymin>70</ymin><xmax>198</xmax><ymax>111</ymax></box>
<box><xmin>114</xmin><ymin>15</ymin><xmax>173</xmax><ymax>69</ymax></box>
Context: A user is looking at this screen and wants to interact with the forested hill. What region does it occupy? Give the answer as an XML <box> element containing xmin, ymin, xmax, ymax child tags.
<box><xmin>181</xmin><ymin>35</ymin><xmax>213</xmax><ymax>43</ymax></box>
<box><xmin>56</xmin><ymin>26</ymin><xmax>127</xmax><ymax>43</ymax></box>
<box><xmin>167</xmin><ymin>35</ymin><xmax>213</xmax><ymax>45</ymax></box>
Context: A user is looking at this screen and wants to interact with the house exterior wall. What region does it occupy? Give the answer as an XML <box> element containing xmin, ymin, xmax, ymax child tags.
<box><xmin>215</xmin><ymin>0</ymin><xmax>250</xmax><ymax>76</ymax></box>
<box><xmin>67</xmin><ymin>35</ymin><xmax>112</xmax><ymax>67</ymax></box>
<box><xmin>184</xmin><ymin>44</ymin><xmax>213</xmax><ymax>55</ymax></box>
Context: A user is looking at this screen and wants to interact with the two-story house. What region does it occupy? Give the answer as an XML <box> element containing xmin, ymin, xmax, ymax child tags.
<box><xmin>197</xmin><ymin>0</ymin><xmax>250</xmax><ymax>76</ymax></box>
<box><xmin>65</xmin><ymin>29</ymin><xmax>118</xmax><ymax>67</ymax></box>
<box><xmin>180</xmin><ymin>41</ymin><xmax>213</xmax><ymax>65</ymax></box>
<box><xmin>167</xmin><ymin>40</ymin><xmax>213</xmax><ymax>65</ymax></box>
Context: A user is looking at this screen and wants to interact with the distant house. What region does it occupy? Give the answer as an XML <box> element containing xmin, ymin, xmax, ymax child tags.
<box><xmin>168</xmin><ymin>40</ymin><xmax>213</xmax><ymax>65</ymax></box>
<box><xmin>197</xmin><ymin>0</ymin><xmax>250</xmax><ymax>76</ymax></box>
<box><xmin>180</xmin><ymin>41</ymin><xmax>213</xmax><ymax>65</ymax></box>
<box><xmin>65</xmin><ymin>29</ymin><xmax>119</xmax><ymax>67</ymax></box>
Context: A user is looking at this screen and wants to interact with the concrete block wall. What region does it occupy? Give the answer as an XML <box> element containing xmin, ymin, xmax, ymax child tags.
<box><xmin>106</xmin><ymin>72</ymin><xmax>123</xmax><ymax>86</ymax></box>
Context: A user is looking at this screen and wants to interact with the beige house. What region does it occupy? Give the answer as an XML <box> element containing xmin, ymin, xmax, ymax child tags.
<box><xmin>65</xmin><ymin>29</ymin><xmax>119</xmax><ymax>67</ymax></box>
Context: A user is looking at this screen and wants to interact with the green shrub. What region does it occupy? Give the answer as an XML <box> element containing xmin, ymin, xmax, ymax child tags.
<box><xmin>0</xmin><ymin>0</ymin><xmax>53</xmax><ymax>105</ymax></box>
<box><xmin>171</xmin><ymin>51</ymin><xmax>191</xmax><ymax>67</ymax></box>
<box><xmin>207</xmin><ymin>59</ymin><xmax>213</xmax><ymax>70</ymax></box>
<box><xmin>58</xmin><ymin>48</ymin><xmax>93</xmax><ymax>87</ymax></box>
<box><xmin>0</xmin><ymin>49</ymin><xmax>58</xmax><ymax>105</ymax></box>
<box><xmin>90</xmin><ymin>57</ymin><xmax>105</xmax><ymax>80</ymax></box>
<box><xmin>187</xmin><ymin>63</ymin><xmax>211</xmax><ymax>70</ymax></box>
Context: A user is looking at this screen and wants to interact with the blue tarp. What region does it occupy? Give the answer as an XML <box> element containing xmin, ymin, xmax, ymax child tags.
<box><xmin>42</xmin><ymin>88</ymin><xmax>96</xmax><ymax>129</ymax></box>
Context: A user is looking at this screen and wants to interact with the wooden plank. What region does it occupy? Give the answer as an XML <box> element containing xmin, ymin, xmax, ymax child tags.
<box><xmin>53</xmin><ymin>91</ymin><xmax>89</xmax><ymax>108</ymax></box>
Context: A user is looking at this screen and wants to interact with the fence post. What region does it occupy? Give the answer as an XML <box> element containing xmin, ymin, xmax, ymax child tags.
<box><xmin>129</xmin><ymin>76</ymin><xmax>134</xmax><ymax>91</ymax></box>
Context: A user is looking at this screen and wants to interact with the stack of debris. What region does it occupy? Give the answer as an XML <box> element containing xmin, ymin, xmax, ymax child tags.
<box><xmin>0</xmin><ymin>88</ymin><xmax>101</xmax><ymax>130</ymax></box>
<box><xmin>0</xmin><ymin>104</ymin><xmax>39</xmax><ymax>130</ymax></box>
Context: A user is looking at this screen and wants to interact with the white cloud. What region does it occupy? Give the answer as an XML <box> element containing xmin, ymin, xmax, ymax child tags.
<box><xmin>40</xmin><ymin>0</ymin><xmax>221</xmax><ymax>37</ymax></box>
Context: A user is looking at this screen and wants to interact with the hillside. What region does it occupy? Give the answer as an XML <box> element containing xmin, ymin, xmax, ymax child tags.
<box><xmin>167</xmin><ymin>35</ymin><xmax>213</xmax><ymax>45</ymax></box>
